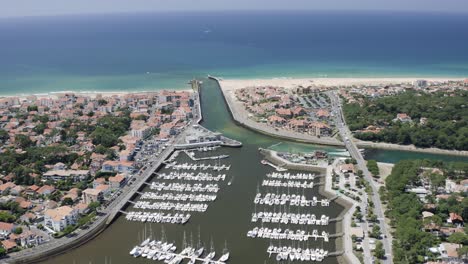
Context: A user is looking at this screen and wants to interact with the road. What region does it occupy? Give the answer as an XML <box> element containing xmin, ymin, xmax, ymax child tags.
<box><xmin>328</xmin><ymin>91</ymin><xmax>393</xmax><ymax>264</ymax></box>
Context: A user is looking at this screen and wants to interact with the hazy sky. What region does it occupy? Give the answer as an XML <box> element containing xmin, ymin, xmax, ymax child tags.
<box><xmin>1</xmin><ymin>0</ymin><xmax>468</xmax><ymax>18</ymax></box>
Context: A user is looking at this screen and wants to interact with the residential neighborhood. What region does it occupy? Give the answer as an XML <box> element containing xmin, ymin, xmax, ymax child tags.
<box><xmin>235</xmin><ymin>86</ymin><xmax>335</xmax><ymax>137</ymax></box>
<box><xmin>0</xmin><ymin>90</ymin><xmax>195</xmax><ymax>256</ymax></box>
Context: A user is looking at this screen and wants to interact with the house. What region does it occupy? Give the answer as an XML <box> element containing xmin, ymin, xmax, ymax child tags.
<box><xmin>44</xmin><ymin>206</ymin><xmax>78</xmax><ymax>232</ymax></box>
<box><xmin>101</xmin><ymin>160</ymin><xmax>134</xmax><ymax>173</ymax></box>
<box><xmin>0</xmin><ymin>222</ymin><xmax>14</xmax><ymax>238</ymax></box>
<box><xmin>20</xmin><ymin>212</ymin><xmax>37</xmax><ymax>224</ymax></box>
<box><xmin>82</xmin><ymin>189</ymin><xmax>103</xmax><ymax>204</ymax></box>
<box><xmin>62</xmin><ymin>188</ymin><xmax>80</xmax><ymax>202</ymax></box>
<box><xmin>24</xmin><ymin>185</ymin><xmax>40</xmax><ymax>196</ymax></box>
<box><xmin>288</xmin><ymin>119</ymin><xmax>307</xmax><ymax>131</ymax></box>
<box><xmin>275</xmin><ymin>108</ymin><xmax>292</xmax><ymax>118</ymax></box>
<box><xmin>437</xmin><ymin>243</ymin><xmax>462</xmax><ymax>263</ymax></box>
<box><xmin>9</xmin><ymin>230</ymin><xmax>45</xmax><ymax>247</ymax></box>
<box><xmin>42</xmin><ymin>170</ymin><xmax>89</xmax><ymax>182</ymax></box>
<box><xmin>447</xmin><ymin>213</ymin><xmax>464</xmax><ymax>227</ymax></box>
<box><xmin>37</xmin><ymin>185</ymin><xmax>56</xmax><ymax>196</ymax></box>
<box><xmin>267</xmin><ymin>115</ymin><xmax>285</xmax><ymax>126</ymax></box>
<box><xmin>109</xmin><ymin>174</ymin><xmax>126</xmax><ymax>189</ymax></box>
<box><xmin>10</xmin><ymin>185</ymin><xmax>25</xmax><ymax>196</ymax></box>
<box><xmin>73</xmin><ymin>203</ymin><xmax>89</xmax><ymax>215</ymax></box>
<box><xmin>340</xmin><ymin>164</ymin><xmax>355</xmax><ymax>173</ymax></box>
<box><xmin>292</xmin><ymin>107</ymin><xmax>306</xmax><ymax>117</ymax></box>
<box><xmin>1</xmin><ymin>240</ymin><xmax>17</xmax><ymax>252</ymax></box>
<box><xmin>316</xmin><ymin>109</ymin><xmax>330</xmax><ymax>119</ymax></box>
<box><xmin>93</xmin><ymin>178</ymin><xmax>106</xmax><ymax>189</ymax></box>
<box><xmin>0</xmin><ymin>182</ymin><xmax>16</xmax><ymax>195</ymax></box>
<box><xmin>394</xmin><ymin>113</ymin><xmax>412</xmax><ymax>123</ymax></box>
<box><xmin>308</xmin><ymin>121</ymin><xmax>332</xmax><ymax>136</ymax></box>
<box><xmin>19</xmin><ymin>200</ymin><xmax>33</xmax><ymax>210</ymax></box>
<box><xmin>95</xmin><ymin>184</ymin><xmax>111</xmax><ymax>197</ymax></box>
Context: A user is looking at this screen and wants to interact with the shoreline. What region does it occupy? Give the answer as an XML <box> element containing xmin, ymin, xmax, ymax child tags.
<box><xmin>218</xmin><ymin>76</ymin><xmax>465</xmax><ymax>91</ymax></box>
<box><xmin>0</xmin><ymin>89</ymin><xmax>192</xmax><ymax>99</ymax></box>
<box><xmin>212</xmin><ymin>76</ymin><xmax>468</xmax><ymax>157</ymax></box>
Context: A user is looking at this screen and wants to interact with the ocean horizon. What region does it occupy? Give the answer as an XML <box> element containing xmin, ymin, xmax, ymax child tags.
<box><xmin>0</xmin><ymin>10</ymin><xmax>467</xmax><ymax>96</ymax></box>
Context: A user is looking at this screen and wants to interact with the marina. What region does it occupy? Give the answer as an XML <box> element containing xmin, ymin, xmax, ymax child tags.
<box><xmin>44</xmin><ymin>79</ymin><xmax>346</xmax><ymax>264</ymax></box>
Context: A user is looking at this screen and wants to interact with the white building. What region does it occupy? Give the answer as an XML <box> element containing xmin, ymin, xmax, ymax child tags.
<box><xmin>44</xmin><ymin>206</ymin><xmax>78</xmax><ymax>232</ymax></box>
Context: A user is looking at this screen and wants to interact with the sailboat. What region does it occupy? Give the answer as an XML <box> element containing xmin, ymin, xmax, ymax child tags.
<box><xmin>218</xmin><ymin>240</ymin><xmax>230</xmax><ymax>262</ymax></box>
<box><xmin>204</xmin><ymin>237</ymin><xmax>216</xmax><ymax>263</ymax></box>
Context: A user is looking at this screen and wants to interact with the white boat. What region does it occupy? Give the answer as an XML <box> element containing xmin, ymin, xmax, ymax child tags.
<box><xmin>219</xmin><ymin>252</ymin><xmax>229</xmax><ymax>261</ymax></box>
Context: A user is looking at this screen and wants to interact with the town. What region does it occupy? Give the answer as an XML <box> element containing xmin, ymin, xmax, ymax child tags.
<box><xmin>0</xmin><ymin>90</ymin><xmax>196</xmax><ymax>256</ymax></box>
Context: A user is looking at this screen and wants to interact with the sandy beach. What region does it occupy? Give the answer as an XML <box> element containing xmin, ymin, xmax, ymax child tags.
<box><xmin>0</xmin><ymin>89</ymin><xmax>193</xmax><ymax>100</ymax></box>
<box><xmin>219</xmin><ymin>77</ymin><xmax>465</xmax><ymax>91</ymax></box>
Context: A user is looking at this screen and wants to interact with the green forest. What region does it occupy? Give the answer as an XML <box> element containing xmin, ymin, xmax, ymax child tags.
<box><xmin>384</xmin><ymin>160</ymin><xmax>468</xmax><ymax>263</ymax></box>
<box><xmin>343</xmin><ymin>91</ymin><xmax>468</xmax><ymax>150</ymax></box>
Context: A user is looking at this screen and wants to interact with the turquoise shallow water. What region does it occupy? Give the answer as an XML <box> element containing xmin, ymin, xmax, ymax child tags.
<box><xmin>0</xmin><ymin>11</ymin><xmax>468</xmax><ymax>95</ymax></box>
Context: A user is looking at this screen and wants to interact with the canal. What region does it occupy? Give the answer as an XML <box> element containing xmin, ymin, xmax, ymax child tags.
<box><xmin>44</xmin><ymin>78</ymin><xmax>467</xmax><ymax>264</ymax></box>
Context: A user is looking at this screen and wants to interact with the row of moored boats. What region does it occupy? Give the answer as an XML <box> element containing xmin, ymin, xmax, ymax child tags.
<box><xmin>157</xmin><ymin>172</ymin><xmax>227</xmax><ymax>182</ymax></box>
<box><xmin>141</xmin><ymin>192</ymin><xmax>217</xmax><ymax>202</ymax></box>
<box><xmin>267</xmin><ymin>172</ymin><xmax>316</xmax><ymax>180</ymax></box>
<box><xmin>130</xmin><ymin>238</ymin><xmax>230</xmax><ymax>263</ymax></box>
<box><xmin>247</xmin><ymin>227</ymin><xmax>330</xmax><ymax>242</ymax></box>
<box><xmin>251</xmin><ymin>212</ymin><xmax>329</xmax><ymax>225</ymax></box>
<box><xmin>254</xmin><ymin>193</ymin><xmax>330</xmax><ymax>207</ymax></box>
<box><xmin>262</xmin><ymin>180</ymin><xmax>314</xmax><ymax>189</ymax></box>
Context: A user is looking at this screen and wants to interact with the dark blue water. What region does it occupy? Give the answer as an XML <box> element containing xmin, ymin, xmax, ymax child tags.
<box><xmin>0</xmin><ymin>11</ymin><xmax>467</xmax><ymax>95</ymax></box>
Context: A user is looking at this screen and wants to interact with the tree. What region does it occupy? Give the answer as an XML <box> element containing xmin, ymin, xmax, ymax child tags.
<box><xmin>0</xmin><ymin>211</ymin><xmax>16</xmax><ymax>222</ymax></box>
<box><xmin>367</xmin><ymin>160</ymin><xmax>380</xmax><ymax>177</ymax></box>
<box><xmin>27</xmin><ymin>105</ymin><xmax>38</xmax><ymax>112</ymax></box>
<box><xmin>14</xmin><ymin>134</ymin><xmax>33</xmax><ymax>149</ymax></box>
<box><xmin>13</xmin><ymin>227</ymin><xmax>23</xmax><ymax>235</ymax></box>
<box><xmin>0</xmin><ymin>129</ymin><xmax>9</xmax><ymax>142</ymax></box>
<box><xmin>0</xmin><ymin>247</ymin><xmax>6</xmax><ymax>257</ymax></box>
<box><xmin>61</xmin><ymin>197</ymin><xmax>74</xmax><ymax>206</ymax></box>
<box><xmin>88</xmin><ymin>201</ymin><xmax>100</xmax><ymax>212</ymax></box>
<box><xmin>448</xmin><ymin>232</ymin><xmax>468</xmax><ymax>245</ymax></box>
<box><xmin>62</xmin><ymin>225</ymin><xmax>75</xmax><ymax>235</ymax></box>
<box><xmin>370</xmin><ymin>225</ymin><xmax>381</xmax><ymax>238</ymax></box>
<box><xmin>374</xmin><ymin>241</ymin><xmax>385</xmax><ymax>259</ymax></box>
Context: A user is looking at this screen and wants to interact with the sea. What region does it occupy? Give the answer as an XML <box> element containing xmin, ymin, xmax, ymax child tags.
<box><xmin>0</xmin><ymin>10</ymin><xmax>467</xmax><ymax>96</ymax></box>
